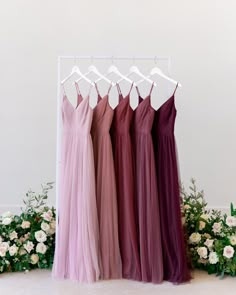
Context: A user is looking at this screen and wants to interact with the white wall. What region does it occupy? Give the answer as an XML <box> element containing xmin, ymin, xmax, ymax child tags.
<box><xmin>0</xmin><ymin>0</ymin><xmax>236</xmax><ymax>212</ymax></box>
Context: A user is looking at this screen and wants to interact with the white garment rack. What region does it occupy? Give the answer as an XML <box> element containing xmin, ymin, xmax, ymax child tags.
<box><xmin>56</xmin><ymin>55</ymin><xmax>171</xmax><ymax>242</ymax></box>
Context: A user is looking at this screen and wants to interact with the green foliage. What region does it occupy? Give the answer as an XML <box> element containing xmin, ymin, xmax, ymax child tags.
<box><xmin>0</xmin><ymin>183</ymin><xmax>55</xmax><ymax>274</ymax></box>
<box><xmin>182</xmin><ymin>179</ymin><xmax>236</xmax><ymax>278</ymax></box>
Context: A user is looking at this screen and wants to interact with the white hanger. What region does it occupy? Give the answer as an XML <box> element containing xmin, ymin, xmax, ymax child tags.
<box><xmin>76</xmin><ymin>65</ymin><xmax>115</xmax><ymax>86</ymax></box>
<box><xmin>98</xmin><ymin>65</ymin><xmax>135</xmax><ymax>86</ymax></box>
<box><xmin>148</xmin><ymin>66</ymin><xmax>182</xmax><ymax>87</ymax></box>
<box><xmin>61</xmin><ymin>65</ymin><xmax>94</xmax><ymax>86</ymax></box>
<box><xmin>117</xmin><ymin>65</ymin><xmax>157</xmax><ymax>87</ymax></box>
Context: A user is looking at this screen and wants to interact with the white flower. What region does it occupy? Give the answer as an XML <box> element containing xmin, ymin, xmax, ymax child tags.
<box><xmin>9</xmin><ymin>231</ymin><xmax>18</xmax><ymax>241</ymax></box>
<box><xmin>2</xmin><ymin>217</ymin><xmax>12</xmax><ymax>225</ymax></box>
<box><xmin>19</xmin><ymin>248</ymin><xmax>27</xmax><ymax>256</ymax></box>
<box><xmin>35</xmin><ymin>230</ymin><xmax>47</xmax><ymax>243</ymax></box>
<box><xmin>42</xmin><ymin>210</ymin><xmax>53</xmax><ymax>222</ymax></box>
<box><xmin>200</xmin><ymin>214</ymin><xmax>209</xmax><ymax>221</ymax></box>
<box><xmin>30</xmin><ymin>254</ymin><xmax>39</xmax><ymax>264</ymax></box>
<box><xmin>184</xmin><ymin>204</ymin><xmax>190</xmax><ymax>210</ymax></box>
<box><xmin>41</xmin><ymin>222</ymin><xmax>50</xmax><ymax>233</ymax></box>
<box><xmin>0</xmin><ymin>247</ymin><xmax>6</xmax><ymax>257</ymax></box>
<box><xmin>1</xmin><ymin>211</ymin><xmax>14</xmax><ymax>219</ymax></box>
<box><xmin>21</xmin><ymin>221</ymin><xmax>31</xmax><ymax>229</ymax></box>
<box><xmin>204</xmin><ymin>239</ymin><xmax>214</xmax><ymax>250</ymax></box>
<box><xmin>199</xmin><ymin>221</ymin><xmax>206</xmax><ymax>230</ymax></box>
<box><xmin>223</xmin><ymin>245</ymin><xmax>235</xmax><ymax>259</ymax></box>
<box><xmin>36</xmin><ymin>242</ymin><xmax>47</xmax><ymax>254</ymax></box>
<box><xmin>9</xmin><ymin>245</ymin><xmax>18</xmax><ymax>256</ymax></box>
<box><xmin>212</xmin><ymin>222</ymin><xmax>222</xmax><ymax>234</ymax></box>
<box><xmin>229</xmin><ymin>235</ymin><xmax>236</xmax><ymax>246</ymax></box>
<box><xmin>50</xmin><ymin>220</ymin><xmax>56</xmax><ymax>229</ymax></box>
<box><xmin>0</xmin><ymin>236</ymin><xmax>2</xmax><ymax>243</ymax></box>
<box><xmin>181</xmin><ymin>217</ymin><xmax>186</xmax><ymax>225</ymax></box>
<box><xmin>189</xmin><ymin>232</ymin><xmax>201</xmax><ymax>244</ymax></box>
<box><xmin>197</xmin><ymin>247</ymin><xmax>208</xmax><ymax>259</ymax></box>
<box><xmin>226</xmin><ymin>216</ymin><xmax>236</xmax><ymax>227</ymax></box>
<box><xmin>1</xmin><ymin>242</ymin><xmax>9</xmax><ymax>251</ymax></box>
<box><xmin>203</xmin><ymin>233</ymin><xmax>211</xmax><ymax>239</ymax></box>
<box><xmin>209</xmin><ymin>252</ymin><xmax>219</xmax><ymax>264</ymax></box>
<box><xmin>23</xmin><ymin>241</ymin><xmax>34</xmax><ymax>253</ymax></box>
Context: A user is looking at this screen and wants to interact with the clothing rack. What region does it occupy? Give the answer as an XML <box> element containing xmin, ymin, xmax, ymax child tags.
<box><xmin>56</xmin><ymin>55</ymin><xmax>171</xmax><ymax>241</ymax></box>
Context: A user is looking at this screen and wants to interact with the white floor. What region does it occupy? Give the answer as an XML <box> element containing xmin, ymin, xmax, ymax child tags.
<box><xmin>0</xmin><ymin>270</ymin><xmax>235</xmax><ymax>294</ymax></box>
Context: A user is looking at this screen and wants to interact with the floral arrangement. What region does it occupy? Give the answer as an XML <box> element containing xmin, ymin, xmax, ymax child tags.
<box><xmin>182</xmin><ymin>179</ymin><xmax>236</xmax><ymax>278</ymax></box>
<box><xmin>0</xmin><ymin>183</ymin><xmax>55</xmax><ymax>273</ymax></box>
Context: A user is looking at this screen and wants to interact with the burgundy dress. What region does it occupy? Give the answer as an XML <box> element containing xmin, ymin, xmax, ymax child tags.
<box><xmin>111</xmin><ymin>83</ymin><xmax>141</xmax><ymax>281</ymax></box>
<box><xmin>132</xmin><ymin>84</ymin><xmax>163</xmax><ymax>283</ymax></box>
<box><xmin>152</xmin><ymin>84</ymin><xmax>191</xmax><ymax>283</ymax></box>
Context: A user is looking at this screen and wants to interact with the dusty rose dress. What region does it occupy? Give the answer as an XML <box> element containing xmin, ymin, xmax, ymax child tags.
<box><xmin>52</xmin><ymin>85</ymin><xmax>100</xmax><ymax>283</ymax></box>
<box><xmin>152</xmin><ymin>84</ymin><xmax>191</xmax><ymax>283</ymax></box>
<box><xmin>111</xmin><ymin>83</ymin><xmax>141</xmax><ymax>281</ymax></box>
<box><xmin>131</xmin><ymin>84</ymin><xmax>163</xmax><ymax>283</ymax></box>
<box><xmin>91</xmin><ymin>83</ymin><xmax>122</xmax><ymax>280</ymax></box>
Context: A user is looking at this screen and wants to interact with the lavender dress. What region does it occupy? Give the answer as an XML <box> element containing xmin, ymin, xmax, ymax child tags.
<box><xmin>152</xmin><ymin>84</ymin><xmax>191</xmax><ymax>283</ymax></box>
<box><xmin>52</xmin><ymin>85</ymin><xmax>100</xmax><ymax>282</ymax></box>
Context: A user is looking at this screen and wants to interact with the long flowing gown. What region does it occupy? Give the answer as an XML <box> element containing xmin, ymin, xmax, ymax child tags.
<box><xmin>111</xmin><ymin>83</ymin><xmax>141</xmax><ymax>281</ymax></box>
<box><xmin>152</xmin><ymin>84</ymin><xmax>191</xmax><ymax>283</ymax></box>
<box><xmin>131</xmin><ymin>84</ymin><xmax>163</xmax><ymax>283</ymax></box>
<box><xmin>91</xmin><ymin>84</ymin><xmax>122</xmax><ymax>279</ymax></box>
<box><xmin>52</xmin><ymin>85</ymin><xmax>100</xmax><ymax>283</ymax></box>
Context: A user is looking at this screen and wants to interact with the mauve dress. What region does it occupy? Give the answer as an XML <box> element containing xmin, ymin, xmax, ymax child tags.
<box><xmin>131</xmin><ymin>84</ymin><xmax>163</xmax><ymax>283</ymax></box>
<box><xmin>152</xmin><ymin>84</ymin><xmax>191</xmax><ymax>283</ymax></box>
<box><xmin>52</xmin><ymin>85</ymin><xmax>100</xmax><ymax>283</ymax></box>
<box><xmin>111</xmin><ymin>83</ymin><xmax>141</xmax><ymax>281</ymax></box>
<box><xmin>91</xmin><ymin>84</ymin><xmax>122</xmax><ymax>280</ymax></box>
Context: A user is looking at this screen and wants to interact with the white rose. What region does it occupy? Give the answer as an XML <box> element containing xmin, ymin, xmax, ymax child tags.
<box><xmin>200</xmin><ymin>214</ymin><xmax>209</xmax><ymax>221</ymax></box>
<box><xmin>19</xmin><ymin>248</ymin><xmax>27</xmax><ymax>256</ymax></box>
<box><xmin>36</xmin><ymin>242</ymin><xmax>47</xmax><ymax>254</ymax></box>
<box><xmin>223</xmin><ymin>245</ymin><xmax>235</xmax><ymax>259</ymax></box>
<box><xmin>9</xmin><ymin>231</ymin><xmax>18</xmax><ymax>241</ymax></box>
<box><xmin>0</xmin><ymin>247</ymin><xmax>6</xmax><ymax>257</ymax></box>
<box><xmin>41</xmin><ymin>222</ymin><xmax>50</xmax><ymax>233</ymax></box>
<box><xmin>9</xmin><ymin>244</ymin><xmax>18</xmax><ymax>256</ymax></box>
<box><xmin>35</xmin><ymin>230</ymin><xmax>47</xmax><ymax>243</ymax></box>
<box><xmin>209</xmin><ymin>252</ymin><xmax>219</xmax><ymax>264</ymax></box>
<box><xmin>23</xmin><ymin>241</ymin><xmax>34</xmax><ymax>253</ymax></box>
<box><xmin>229</xmin><ymin>235</ymin><xmax>236</xmax><ymax>246</ymax></box>
<box><xmin>204</xmin><ymin>239</ymin><xmax>214</xmax><ymax>250</ymax></box>
<box><xmin>0</xmin><ymin>236</ymin><xmax>2</xmax><ymax>243</ymax></box>
<box><xmin>181</xmin><ymin>217</ymin><xmax>186</xmax><ymax>225</ymax></box>
<box><xmin>184</xmin><ymin>204</ymin><xmax>190</xmax><ymax>210</ymax></box>
<box><xmin>199</xmin><ymin>221</ymin><xmax>206</xmax><ymax>230</ymax></box>
<box><xmin>21</xmin><ymin>221</ymin><xmax>31</xmax><ymax>229</ymax></box>
<box><xmin>30</xmin><ymin>254</ymin><xmax>39</xmax><ymax>264</ymax></box>
<box><xmin>226</xmin><ymin>216</ymin><xmax>236</xmax><ymax>227</ymax></box>
<box><xmin>212</xmin><ymin>222</ymin><xmax>222</xmax><ymax>234</ymax></box>
<box><xmin>50</xmin><ymin>220</ymin><xmax>56</xmax><ymax>229</ymax></box>
<box><xmin>189</xmin><ymin>232</ymin><xmax>201</xmax><ymax>244</ymax></box>
<box><xmin>204</xmin><ymin>233</ymin><xmax>211</xmax><ymax>239</ymax></box>
<box><xmin>42</xmin><ymin>210</ymin><xmax>53</xmax><ymax>222</ymax></box>
<box><xmin>1</xmin><ymin>211</ymin><xmax>14</xmax><ymax>219</ymax></box>
<box><xmin>1</xmin><ymin>242</ymin><xmax>9</xmax><ymax>251</ymax></box>
<box><xmin>197</xmin><ymin>246</ymin><xmax>208</xmax><ymax>259</ymax></box>
<box><xmin>2</xmin><ymin>217</ymin><xmax>12</xmax><ymax>225</ymax></box>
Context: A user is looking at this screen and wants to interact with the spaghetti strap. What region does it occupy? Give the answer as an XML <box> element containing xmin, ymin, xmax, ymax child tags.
<box><xmin>74</xmin><ymin>82</ymin><xmax>81</xmax><ymax>96</ymax></box>
<box><xmin>173</xmin><ymin>83</ymin><xmax>178</xmax><ymax>96</ymax></box>
<box><xmin>135</xmin><ymin>85</ymin><xmax>141</xmax><ymax>97</ymax></box>
<box><xmin>128</xmin><ymin>82</ymin><xmax>134</xmax><ymax>94</ymax></box>
<box><xmin>116</xmin><ymin>83</ymin><xmax>122</xmax><ymax>95</ymax></box>
<box><xmin>149</xmin><ymin>82</ymin><xmax>154</xmax><ymax>96</ymax></box>
<box><xmin>94</xmin><ymin>82</ymin><xmax>100</xmax><ymax>96</ymax></box>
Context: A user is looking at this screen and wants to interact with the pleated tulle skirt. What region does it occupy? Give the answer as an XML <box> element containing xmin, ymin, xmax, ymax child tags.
<box><xmin>133</xmin><ymin>133</ymin><xmax>163</xmax><ymax>283</ymax></box>
<box><xmin>52</xmin><ymin>133</ymin><xmax>100</xmax><ymax>283</ymax></box>
<box><xmin>155</xmin><ymin>134</ymin><xmax>191</xmax><ymax>283</ymax></box>
<box><xmin>112</xmin><ymin>133</ymin><xmax>141</xmax><ymax>281</ymax></box>
<box><xmin>92</xmin><ymin>133</ymin><xmax>122</xmax><ymax>279</ymax></box>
